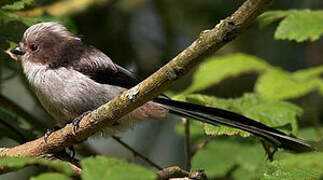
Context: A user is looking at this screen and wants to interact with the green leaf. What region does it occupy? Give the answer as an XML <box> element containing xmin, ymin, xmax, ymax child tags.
<box><xmin>182</xmin><ymin>53</ymin><xmax>270</xmax><ymax>94</ymax></box>
<box><xmin>319</xmin><ymin>81</ymin><xmax>323</xmax><ymax>95</ymax></box>
<box><xmin>258</xmin><ymin>10</ymin><xmax>296</xmax><ymax>28</ymax></box>
<box><xmin>81</xmin><ymin>156</ymin><xmax>156</xmax><ymax>180</ymax></box>
<box><xmin>298</xmin><ymin>128</ymin><xmax>323</xmax><ymax>142</ymax></box>
<box><xmin>1</xmin><ymin>0</ymin><xmax>35</xmax><ymax>11</ymax></box>
<box><xmin>192</xmin><ymin>139</ymin><xmax>266</xmax><ymax>179</ymax></box>
<box><xmin>0</xmin><ymin>157</ymin><xmax>74</xmax><ymax>176</ymax></box>
<box><xmin>263</xmin><ymin>152</ymin><xmax>323</xmax><ymax>179</ymax></box>
<box><xmin>275</xmin><ymin>10</ymin><xmax>323</xmax><ymax>42</ymax></box>
<box><xmin>255</xmin><ymin>68</ymin><xmax>322</xmax><ymax>100</ymax></box>
<box><xmin>182</xmin><ymin>93</ymin><xmax>302</xmax><ymax>137</ymax></box>
<box><xmin>30</xmin><ymin>173</ymin><xmax>70</xmax><ymax>180</ymax></box>
<box><xmin>293</xmin><ymin>65</ymin><xmax>323</xmax><ymax>80</ymax></box>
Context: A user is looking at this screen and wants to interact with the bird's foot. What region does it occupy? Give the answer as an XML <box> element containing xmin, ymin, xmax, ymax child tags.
<box><xmin>68</xmin><ymin>146</ymin><xmax>76</xmax><ymax>158</ymax></box>
<box><xmin>44</xmin><ymin>126</ymin><xmax>61</xmax><ymax>143</ymax></box>
<box><xmin>72</xmin><ymin>111</ymin><xmax>91</xmax><ymax>135</ymax></box>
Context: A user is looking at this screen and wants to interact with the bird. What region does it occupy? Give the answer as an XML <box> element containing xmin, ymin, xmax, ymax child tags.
<box><xmin>10</xmin><ymin>22</ymin><xmax>314</xmax><ymax>153</ymax></box>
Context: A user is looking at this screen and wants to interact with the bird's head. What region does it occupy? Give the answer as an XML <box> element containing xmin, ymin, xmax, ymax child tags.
<box><xmin>10</xmin><ymin>22</ymin><xmax>82</xmax><ymax>67</ymax></box>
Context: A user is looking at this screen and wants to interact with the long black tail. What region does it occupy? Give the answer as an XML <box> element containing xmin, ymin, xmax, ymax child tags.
<box><xmin>154</xmin><ymin>97</ymin><xmax>314</xmax><ymax>153</ymax></box>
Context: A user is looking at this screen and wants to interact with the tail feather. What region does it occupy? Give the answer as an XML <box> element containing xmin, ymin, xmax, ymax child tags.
<box><xmin>154</xmin><ymin>98</ymin><xmax>315</xmax><ymax>153</ymax></box>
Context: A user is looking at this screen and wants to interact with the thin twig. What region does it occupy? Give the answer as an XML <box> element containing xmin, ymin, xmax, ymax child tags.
<box><xmin>183</xmin><ymin>118</ymin><xmax>191</xmax><ymax>170</ymax></box>
<box><xmin>112</xmin><ymin>136</ymin><xmax>162</xmax><ymax>170</ymax></box>
<box><xmin>192</xmin><ymin>138</ymin><xmax>212</xmax><ymax>157</ymax></box>
<box><xmin>260</xmin><ymin>140</ymin><xmax>277</xmax><ymax>162</ymax></box>
<box><xmin>1</xmin><ymin>72</ymin><xmax>17</xmax><ymax>81</ymax></box>
<box><xmin>0</xmin><ymin>94</ymin><xmax>49</xmax><ymax>131</ymax></box>
<box><xmin>0</xmin><ymin>117</ymin><xmax>30</xmax><ymax>143</ymax></box>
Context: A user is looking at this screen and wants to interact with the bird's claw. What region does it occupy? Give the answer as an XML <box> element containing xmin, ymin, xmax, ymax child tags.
<box><xmin>72</xmin><ymin>111</ymin><xmax>91</xmax><ymax>135</ymax></box>
<box><xmin>72</xmin><ymin>118</ymin><xmax>81</xmax><ymax>135</ymax></box>
<box><xmin>44</xmin><ymin>126</ymin><xmax>60</xmax><ymax>143</ymax></box>
<box><xmin>68</xmin><ymin>146</ymin><xmax>76</xmax><ymax>158</ymax></box>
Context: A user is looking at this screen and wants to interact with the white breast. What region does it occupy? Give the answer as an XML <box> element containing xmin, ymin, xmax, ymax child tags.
<box><xmin>22</xmin><ymin>60</ymin><xmax>124</xmax><ymax>124</ymax></box>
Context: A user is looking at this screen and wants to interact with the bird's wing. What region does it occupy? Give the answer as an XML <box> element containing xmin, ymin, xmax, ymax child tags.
<box><xmin>72</xmin><ymin>46</ymin><xmax>140</xmax><ymax>89</ymax></box>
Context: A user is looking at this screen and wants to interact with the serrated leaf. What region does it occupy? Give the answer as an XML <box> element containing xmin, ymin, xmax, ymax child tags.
<box><xmin>192</xmin><ymin>139</ymin><xmax>266</xmax><ymax>179</ymax></box>
<box><xmin>182</xmin><ymin>53</ymin><xmax>270</xmax><ymax>94</ymax></box>
<box><xmin>1</xmin><ymin>0</ymin><xmax>34</xmax><ymax>11</ymax></box>
<box><xmin>275</xmin><ymin>10</ymin><xmax>323</xmax><ymax>42</ymax></box>
<box><xmin>0</xmin><ymin>106</ymin><xmax>32</xmax><ymax>142</ymax></box>
<box><xmin>204</xmin><ymin>124</ymin><xmax>250</xmax><ymax>137</ymax></box>
<box><xmin>183</xmin><ymin>93</ymin><xmax>301</xmax><ymax>137</ymax></box>
<box><xmin>258</xmin><ymin>10</ymin><xmax>296</xmax><ymax>28</ymax></box>
<box><xmin>256</xmin><ymin>68</ymin><xmax>322</xmax><ymax>100</ymax></box>
<box><xmin>0</xmin><ymin>157</ymin><xmax>74</xmax><ymax>176</ymax></box>
<box><xmin>81</xmin><ymin>156</ymin><xmax>156</xmax><ymax>180</ymax></box>
<box><xmin>30</xmin><ymin>173</ymin><xmax>70</xmax><ymax>180</ymax></box>
<box><xmin>263</xmin><ymin>152</ymin><xmax>323</xmax><ymax>179</ymax></box>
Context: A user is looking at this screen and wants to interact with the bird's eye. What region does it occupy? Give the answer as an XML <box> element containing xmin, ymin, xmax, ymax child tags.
<box><xmin>29</xmin><ymin>43</ymin><xmax>39</xmax><ymax>52</ymax></box>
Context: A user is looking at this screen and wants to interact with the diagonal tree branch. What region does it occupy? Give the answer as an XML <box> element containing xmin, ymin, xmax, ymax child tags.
<box><xmin>0</xmin><ymin>0</ymin><xmax>273</xmax><ymax>158</ymax></box>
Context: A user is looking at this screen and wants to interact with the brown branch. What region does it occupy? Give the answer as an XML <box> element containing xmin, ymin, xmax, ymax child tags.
<box><xmin>192</xmin><ymin>138</ymin><xmax>212</xmax><ymax>157</ymax></box>
<box><xmin>112</xmin><ymin>136</ymin><xmax>162</xmax><ymax>170</ymax></box>
<box><xmin>0</xmin><ymin>0</ymin><xmax>273</xmax><ymax>158</ymax></box>
<box><xmin>157</xmin><ymin>166</ymin><xmax>207</xmax><ymax>180</ymax></box>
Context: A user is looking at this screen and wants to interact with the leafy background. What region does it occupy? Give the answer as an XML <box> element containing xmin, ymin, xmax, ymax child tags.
<box><xmin>0</xmin><ymin>0</ymin><xmax>322</xmax><ymax>179</ymax></box>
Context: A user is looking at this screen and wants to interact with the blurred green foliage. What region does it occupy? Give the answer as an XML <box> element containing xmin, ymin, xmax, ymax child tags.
<box><xmin>0</xmin><ymin>157</ymin><xmax>74</xmax><ymax>175</ymax></box>
<box><xmin>0</xmin><ymin>0</ymin><xmax>322</xmax><ymax>179</ymax></box>
<box><xmin>263</xmin><ymin>152</ymin><xmax>323</xmax><ymax>179</ymax></box>
<box><xmin>259</xmin><ymin>10</ymin><xmax>323</xmax><ymax>42</ymax></box>
<box><xmin>192</xmin><ymin>139</ymin><xmax>266</xmax><ymax>179</ymax></box>
<box><xmin>182</xmin><ymin>53</ymin><xmax>323</xmax><ymax>100</ymax></box>
<box><xmin>30</xmin><ymin>173</ymin><xmax>69</xmax><ymax>180</ymax></box>
<box><xmin>81</xmin><ymin>156</ymin><xmax>156</xmax><ymax>180</ymax></box>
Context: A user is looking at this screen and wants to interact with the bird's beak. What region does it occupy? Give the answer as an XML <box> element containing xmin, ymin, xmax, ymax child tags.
<box><xmin>10</xmin><ymin>46</ymin><xmax>25</xmax><ymax>56</ymax></box>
